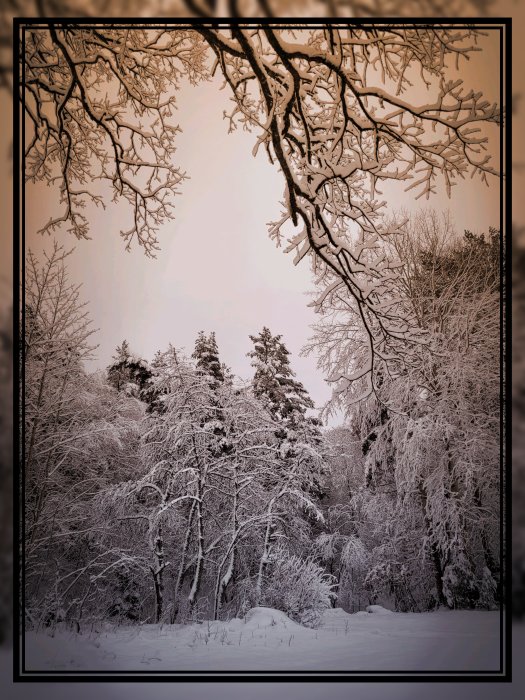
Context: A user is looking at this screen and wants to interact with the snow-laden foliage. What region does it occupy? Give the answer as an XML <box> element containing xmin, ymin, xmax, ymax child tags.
<box><xmin>248</xmin><ymin>327</ymin><xmax>313</xmax><ymax>423</ymax></box>
<box><xmin>192</xmin><ymin>331</ymin><xmax>226</xmax><ymax>387</ymax></box>
<box><xmin>107</xmin><ymin>340</ymin><xmax>152</xmax><ymax>398</ymax></box>
<box><xmin>311</xmin><ymin>214</ymin><xmax>501</xmax><ymax>612</ymax></box>
<box><xmin>22</xmin><ymin>24</ymin><xmax>500</xmax><ymax>396</ymax></box>
<box><xmin>20</xmin><ymin>23</ymin><xmax>503</xmax><ymax>626</ymax></box>
<box><xmin>22</xmin><ymin>217</ymin><xmax>501</xmax><ymax>631</ymax></box>
<box><xmin>260</xmin><ymin>544</ymin><xmax>336</xmax><ymax>628</ymax></box>
<box><xmin>24</xmin><ymin>280</ymin><xmax>330</xmax><ymax>630</ymax></box>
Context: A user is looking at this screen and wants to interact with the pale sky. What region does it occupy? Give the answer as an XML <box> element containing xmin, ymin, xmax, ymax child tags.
<box><xmin>23</xmin><ymin>28</ymin><xmax>501</xmax><ymax>419</ymax></box>
<box><xmin>25</xmin><ymin>74</ymin><xmax>334</xmax><ymax>410</ymax></box>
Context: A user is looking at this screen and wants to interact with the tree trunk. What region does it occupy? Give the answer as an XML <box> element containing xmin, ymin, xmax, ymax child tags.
<box><xmin>256</xmin><ymin>499</ymin><xmax>275</xmax><ymax>605</ymax></box>
<box><xmin>214</xmin><ymin>482</ymin><xmax>238</xmax><ymax>620</ymax></box>
<box><xmin>473</xmin><ymin>481</ymin><xmax>499</xmax><ymax>602</ymax></box>
<box><xmin>150</xmin><ymin>525</ymin><xmax>165</xmax><ymax>624</ymax></box>
<box><xmin>29</xmin><ymin>356</ymin><xmax>72</xmax><ymax>545</ymax></box>
<box><xmin>188</xmin><ymin>481</ymin><xmax>204</xmax><ymax>615</ymax></box>
<box><xmin>418</xmin><ymin>480</ymin><xmax>447</xmax><ymax>607</ymax></box>
<box><xmin>171</xmin><ymin>500</ymin><xmax>196</xmax><ymax>623</ymax></box>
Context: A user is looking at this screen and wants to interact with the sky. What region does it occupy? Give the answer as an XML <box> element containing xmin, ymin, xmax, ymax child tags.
<box><xmin>25</xmin><ymin>73</ymin><xmax>334</xmax><ymax>410</ymax></box>
<box><xmin>23</xmin><ymin>27</ymin><xmax>501</xmax><ymax>420</ymax></box>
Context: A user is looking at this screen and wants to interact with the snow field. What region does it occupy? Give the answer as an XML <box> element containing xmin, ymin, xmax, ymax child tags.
<box><xmin>25</xmin><ymin>606</ymin><xmax>501</xmax><ymax>672</ymax></box>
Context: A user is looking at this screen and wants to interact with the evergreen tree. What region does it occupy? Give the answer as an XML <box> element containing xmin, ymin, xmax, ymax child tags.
<box><xmin>107</xmin><ymin>340</ymin><xmax>151</xmax><ymax>398</ymax></box>
<box><xmin>191</xmin><ymin>331</ymin><xmax>233</xmax><ymax>459</ymax></box>
<box><xmin>248</xmin><ymin>328</ymin><xmax>327</xmax><ymax>531</ymax></box>
<box><xmin>192</xmin><ymin>331</ymin><xmax>225</xmax><ymax>388</ymax></box>
<box><xmin>141</xmin><ymin>345</ymin><xmax>180</xmax><ymax>414</ymax></box>
<box><xmin>248</xmin><ymin>328</ymin><xmax>325</xmax><ymax>490</ymax></box>
<box><xmin>248</xmin><ymin>327</ymin><xmax>314</xmax><ymax>427</ymax></box>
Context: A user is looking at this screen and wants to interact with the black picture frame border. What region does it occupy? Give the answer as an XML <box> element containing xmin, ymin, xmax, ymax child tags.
<box><xmin>12</xmin><ymin>15</ymin><xmax>513</xmax><ymax>683</ymax></box>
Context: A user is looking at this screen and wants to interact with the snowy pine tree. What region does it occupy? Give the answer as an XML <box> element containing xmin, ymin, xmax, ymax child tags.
<box><xmin>248</xmin><ymin>327</ymin><xmax>313</xmax><ymax>427</ymax></box>
<box><xmin>192</xmin><ymin>331</ymin><xmax>225</xmax><ymax>388</ymax></box>
<box><xmin>248</xmin><ymin>329</ymin><xmax>328</xmax><ymax>601</ymax></box>
<box><xmin>248</xmin><ymin>328</ymin><xmax>327</xmax><ymax>497</ymax></box>
<box><xmin>107</xmin><ymin>340</ymin><xmax>151</xmax><ymax>398</ymax></box>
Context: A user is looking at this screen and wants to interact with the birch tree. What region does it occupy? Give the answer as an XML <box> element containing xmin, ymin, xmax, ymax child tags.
<box><xmin>25</xmin><ymin>243</ymin><xmax>95</xmax><ymax>545</ymax></box>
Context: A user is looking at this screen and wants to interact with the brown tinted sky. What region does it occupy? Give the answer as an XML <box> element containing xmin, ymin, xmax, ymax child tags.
<box><xmin>20</xmin><ymin>26</ymin><xmax>502</xmax><ymax>413</ymax></box>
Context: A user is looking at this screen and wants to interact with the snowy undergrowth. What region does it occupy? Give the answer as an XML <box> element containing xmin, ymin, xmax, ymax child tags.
<box><xmin>25</xmin><ymin>606</ymin><xmax>501</xmax><ymax>672</ymax></box>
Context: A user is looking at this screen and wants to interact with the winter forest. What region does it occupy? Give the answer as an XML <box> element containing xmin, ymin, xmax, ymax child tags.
<box><xmin>20</xmin><ymin>22</ymin><xmax>505</xmax><ymax>673</ymax></box>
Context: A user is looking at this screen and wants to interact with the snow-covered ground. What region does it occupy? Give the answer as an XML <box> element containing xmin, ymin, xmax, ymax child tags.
<box><xmin>24</xmin><ymin>606</ymin><xmax>501</xmax><ymax>672</ymax></box>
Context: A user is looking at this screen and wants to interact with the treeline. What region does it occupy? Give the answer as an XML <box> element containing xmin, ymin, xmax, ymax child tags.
<box><xmin>24</xmin><ymin>251</ymin><xmax>330</xmax><ymax>628</ymax></box>
<box><xmin>24</xmin><ymin>216</ymin><xmax>502</xmax><ymax>631</ymax></box>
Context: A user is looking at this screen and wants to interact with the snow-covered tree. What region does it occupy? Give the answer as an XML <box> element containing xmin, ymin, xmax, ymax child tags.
<box><xmin>24</xmin><ymin>361</ymin><xmax>146</xmax><ymax>627</ymax></box>
<box><xmin>248</xmin><ymin>327</ymin><xmax>313</xmax><ymax>425</ymax></box>
<box><xmin>25</xmin><ymin>243</ymin><xmax>96</xmax><ymax>545</ymax></box>
<box><xmin>388</xmin><ymin>216</ymin><xmax>501</xmax><ymax>608</ymax></box>
<box><xmin>247</xmin><ymin>328</ymin><xmax>328</xmax><ymax>597</ymax></box>
<box><xmin>192</xmin><ymin>331</ymin><xmax>226</xmax><ymax>388</ymax></box>
<box><xmin>23</xmin><ymin>245</ymin><xmax>149</xmax><ymax>630</ymax></box>
<box><xmin>312</xmin><ymin>212</ymin><xmax>501</xmax><ymax>611</ymax></box>
<box><xmin>104</xmin><ymin>345</ymin><xmax>258</xmax><ymax>622</ymax></box>
<box><xmin>261</xmin><ymin>542</ymin><xmax>335</xmax><ymax>628</ymax></box>
<box><xmin>252</xmin><ymin>328</ymin><xmax>328</xmax><ymax>488</ymax></box>
<box><xmin>107</xmin><ymin>340</ymin><xmax>152</xmax><ymax>398</ymax></box>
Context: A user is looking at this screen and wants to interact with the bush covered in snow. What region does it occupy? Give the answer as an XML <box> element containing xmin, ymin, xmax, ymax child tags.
<box><xmin>261</xmin><ymin>545</ymin><xmax>335</xmax><ymax>628</ymax></box>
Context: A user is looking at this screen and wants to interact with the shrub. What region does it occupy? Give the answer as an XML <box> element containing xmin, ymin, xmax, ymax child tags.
<box><xmin>262</xmin><ymin>544</ymin><xmax>335</xmax><ymax>628</ymax></box>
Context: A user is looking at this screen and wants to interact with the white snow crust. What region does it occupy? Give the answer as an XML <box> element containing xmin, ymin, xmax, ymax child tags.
<box><xmin>24</xmin><ymin>607</ymin><xmax>500</xmax><ymax>672</ymax></box>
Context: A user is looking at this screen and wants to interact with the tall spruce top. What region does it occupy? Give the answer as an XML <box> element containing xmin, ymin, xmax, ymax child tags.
<box><xmin>192</xmin><ymin>331</ymin><xmax>225</xmax><ymax>386</ymax></box>
<box><xmin>248</xmin><ymin>327</ymin><xmax>314</xmax><ymax>423</ymax></box>
<box><xmin>107</xmin><ymin>339</ymin><xmax>151</xmax><ymax>395</ymax></box>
